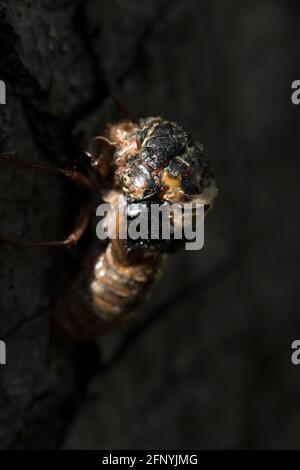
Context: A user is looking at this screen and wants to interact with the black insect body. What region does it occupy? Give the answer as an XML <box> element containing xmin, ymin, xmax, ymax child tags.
<box><xmin>1</xmin><ymin>117</ymin><xmax>217</xmax><ymax>340</ymax></box>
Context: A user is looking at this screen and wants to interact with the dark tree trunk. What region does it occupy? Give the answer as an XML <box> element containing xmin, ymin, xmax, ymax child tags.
<box><xmin>0</xmin><ymin>0</ymin><xmax>299</xmax><ymax>450</ymax></box>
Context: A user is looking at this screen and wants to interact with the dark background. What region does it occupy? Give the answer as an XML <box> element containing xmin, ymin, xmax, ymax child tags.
<box><xmin>0</xmin><ymin>0</ymin><xmax>299</xmax><ymax>449</ymax></box>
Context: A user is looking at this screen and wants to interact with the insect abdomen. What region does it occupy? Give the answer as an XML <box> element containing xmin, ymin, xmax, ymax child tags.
<box><xmin>54</xmin><ymin>242</ymin><xmax>163</xmax><ymax>341</ymax></box>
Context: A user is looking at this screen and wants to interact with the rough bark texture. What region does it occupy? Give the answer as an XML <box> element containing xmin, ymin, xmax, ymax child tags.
<box><xmin>0</xmin><ymin>0</ymin><xmax>299</xmax><ymax>449</ymax></box>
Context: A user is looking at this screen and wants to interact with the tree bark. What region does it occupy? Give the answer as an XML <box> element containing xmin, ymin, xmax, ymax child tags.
<box><xmin>0</xmin><ymin>0</ymin><xmax>299</xmax><ymax>450</ymax></box>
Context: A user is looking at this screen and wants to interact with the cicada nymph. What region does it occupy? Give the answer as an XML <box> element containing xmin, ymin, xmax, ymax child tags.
<box><xmin>1</xmin><ymin>117</ymin><xmax>218</xmax><ymax>340</ymax></box>
<box><xmin>54</xmin><ymin>117</ymin><xmax>217</xmax><ymax>339</ymax></box>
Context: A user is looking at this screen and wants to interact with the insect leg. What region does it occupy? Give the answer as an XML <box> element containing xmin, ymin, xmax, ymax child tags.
<box><xmin>0</xmin><ymin>155</ymin><xmax>97</xmax><ymax>192</ymax></box>
<box><xmin>0</xmin><ymin>206</ymin><xmax>91</xmax><ymax>248</ymax></box>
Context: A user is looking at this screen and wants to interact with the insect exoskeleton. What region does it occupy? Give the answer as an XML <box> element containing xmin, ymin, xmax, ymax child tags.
<box><xmin>54</xmin><ymin>117</ymin><xmax>218</xmax><ymax>340</ymax></box>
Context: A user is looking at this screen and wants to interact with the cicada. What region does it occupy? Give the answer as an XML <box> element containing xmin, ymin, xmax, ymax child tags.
<box><xmin>1</xmin><ymin>116</ymin><xmax>217</xmax><ymax>340</ymax></box>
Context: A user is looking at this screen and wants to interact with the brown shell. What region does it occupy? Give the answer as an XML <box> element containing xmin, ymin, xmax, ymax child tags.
<box><xmin>54</xmin><ymin>117</ymin><xmax>216</xmax><ymax>340</ymax></box>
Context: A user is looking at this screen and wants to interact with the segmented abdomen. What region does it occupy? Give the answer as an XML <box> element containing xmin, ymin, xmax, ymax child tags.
<box><xmin>54</xmin><ymin>241</ymin><xmax>163</xmax><ymax>341</ymax></box>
